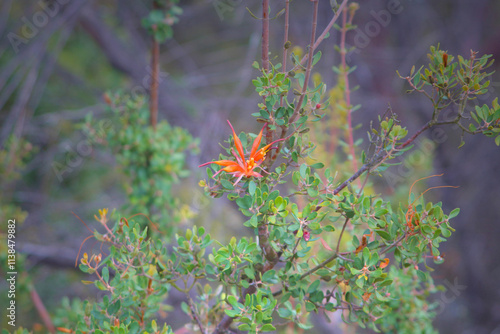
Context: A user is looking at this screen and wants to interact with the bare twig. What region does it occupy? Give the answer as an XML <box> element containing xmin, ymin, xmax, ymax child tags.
<box><xmin>261</xmin><ymin>0</ymin><xmax>270</xmax><ymax>73</ymax></box>
<box><xmin>279</xmin><ymin>0</ymin><xmax>290</xmax><ymax>109</ymax></box>
<box><xmin>396</xmin><ymin>121</ymin><xmax>432</xmax><ymax>149</ymax></box>
<box><xmin>336</xmin><ymin>218</ymin><xmax>350</xmax><ymax>254</ymax></box>
<box><xmin>289</xmin><ymin>0</ymin><xmax>319</xmax><ymax>124</ymax></box>
<box><xmin>357</xmin><ymin>172</ymin><xmax>370</xmax><ymax>196</ymax></box>
<box><xmin>290</xmin><ymin>0</ymin><xmax>349</xmax><ymax>73</ymax></box>
<box><xmin>340</xmin><ymin>7</ymin><xmax>359</xmax><ymax>183</ymax></box>
<box><xmin>273</xmin><ymin>252</ymin><xmax>339</xmax><ymax>297</ymax></box>
<box><xmin>332</xmin><ymin>163</ymin><xmax>370</xmax><ymax>196</ymax></box>
<box><xmin>188</xmin><ymin>297</ymin><xmax>207</xmax><ymax>334</ymax></box>
<box><xmin>324</xmin><ymin>119</ymin><xmax>437</xmax><ymax>198</ymax></box>
<box><xmin>271</xmin><ymin>0</ymin><xmax>347</xmax><ymax>164</ymax></box>
<box><xmin>379</xmin><ymin>234</ymin><xmax>406</xmax><ymax>255</ymax></box>
<box><xmin>261</xmin><ymin>0</ymin><xmax>272</xmax><ymax>146</ymax></box>
<box><xmin>30</xmin><ymin>286</ymin><xmax>56</xmax><ymax>334</ymax></box>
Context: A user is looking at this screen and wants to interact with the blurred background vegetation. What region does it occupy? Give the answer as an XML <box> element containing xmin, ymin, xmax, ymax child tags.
<box><xmin>1</xmin><ymin>0</ymin><xmax>499</xmax><ymax>333</ymax></box>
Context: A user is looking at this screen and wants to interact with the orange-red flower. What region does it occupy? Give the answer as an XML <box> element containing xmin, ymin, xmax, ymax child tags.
<box><xmin>199</xmin><ymin>120</ymin><xmax>284</xmax><ymax>185</ymax></box>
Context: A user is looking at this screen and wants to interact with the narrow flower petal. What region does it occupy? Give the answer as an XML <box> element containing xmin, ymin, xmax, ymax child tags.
<box><xmin>250</xmin><ymin>124</ymin><xmax>266</xmax><ymax>158</ymax></box>
<box><xmin>227</xmin><ymin>120</ymin><xmax>245</xmax><ymax>161</ymax></box>
<box><xmin>199</xmin><ymin>160</ymin><xmax>236</xmax><ymax>168</ymax></box>
<box><xmin>222</xmin><ymin>164</ymin><xmax>243</xmax><ymax>173</ymax></box>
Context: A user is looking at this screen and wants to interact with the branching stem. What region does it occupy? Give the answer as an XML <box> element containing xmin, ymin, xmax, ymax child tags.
<box><xmin>289</xmin><ymin>0</ymin><xmax>318</xmax><ymax>124</ymax></box>
<box><xmin>340</xmin><ymin>7</ymin><xmax>359</xmax><ymax>183</ymax></box>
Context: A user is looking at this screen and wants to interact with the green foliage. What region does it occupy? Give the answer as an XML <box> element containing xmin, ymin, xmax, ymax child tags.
<box><xmin>82</xmin><ymin>92</ymin><xmax>198</xmax><ymax>231</ymax></box>
<box><xmin>195</xmin><ymin>42</ymin><xmax>496</xmax><ymax>332</ymax></box>
<box><xmin>56</xmin><ymin>216</ymin><xmax>210</xmax><ymax>333</ymax></box>
<box><xmin>141</xmin><ymin>0</ymin><xmax>182</xmax><ymax>42</ymax></box>
<box><xmin>400</xmin><ymin>45</ymin><xmax>500</xmax><ymax>147</ymax></box>
<box><xmin>8</xmin><ymin>2</ymin><xmax>499</xmax><ymax>334</ymax></box>
<box><xmin>2</xmin><ymin>329</ymin><xmax>31</xmax><ymax>334</ymax></box>
<box><xmin>69</xmin><ymin>36</ymin><xmax>496</xmax><ymax>334</ymax></box>
<box><xmin>376</xmin><ymin>266</ymin><xmax>439</xmax><ymax>334</ymax></box>
<box><xmin>0</xmin><ymin>136</ymin><xmax>35</xmax><ymax>329</ymax></box>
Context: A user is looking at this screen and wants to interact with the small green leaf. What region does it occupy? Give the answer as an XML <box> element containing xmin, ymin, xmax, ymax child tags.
<box><xmin>441</xmin><ymin>227</ymin><xmax>452</xmax><ymax>238</ymax></box>
<box><xmin>378</xmin><ymin>279</ymin><xmax>393</xmax><ymax>287</ymax></box>
<box><xmin>310</xmin><ymin>162</ymin><xmax>324</xmax><ymax>169</ymax></box>
<box><xmin>107</xmin><ymin>300</ymin><xmax>121</xmax><ymax>315</ymax></box>
<box><xmin>307</xmin><ymin>280</ymin><xmax>321</xmax><ymax>294</ymax></box>
<box><xmin>362</xmin><ymin>247</ymin><xmax>370</xmax><ymax>263</ymax></box>
<box><xmin>278</xmin><ymin>307</ymin><xmax>292</xmax><ymax>318</ymax></box>
<box><xmin>416</xmin><ymin>270</ymin><xmax>427</xmax><ymax>281</ymax></box>
<box><xmin>221</xmin><ymin>179</ymin><xmax>234</xmax><ymax>190</ymax></box>
<box><xmin>375</xmin><ymin>230</ymin><xmax>391</xmax><ymax>240</ymax></box>
<box><xmin>249</xmin><ymin>181</ymin><xmax>257</xmax><ymax>196</ymax></box>
<box><xmin>312</xmin><ymin>51</ymin><xmax>322</xmax><ymax>66</ymax></box>
<box><xmin>355</xmin><ymin>277</ymin><xmax>365</xmax><ymax>288</ymax></box>
<box><xmin>227</xmin><ymin>295</ymin><xmax>238</xmax><ymax>306</ymax></box>
<box><xmin>236</xmin><ymin>195</ymin><xmax>253</xmax><ymax>210</ymax></box>
<box><xmin>225</xmin><ymin>309</ymin><xmax>239</xmax><ymax>317</ymax></box>
<box><xmin>413</xmin><ymin>72</ymin><xmax>421</xmax><ymax>86</ymax></box>
<box><xmin>95</xmin><ymin>280</ymin><xmax>107</xmax><ymax>291</ymax></box>
<box><xmin>261</xmin><ymin>324</ymin><xmax>276</xmax><ymax>332</ymax></box>
<box><xmin>262</xmin><ymin>270</ymin><xmax>278</xmax><ymax>283</ymax></box>
<box><xmin>448</xmin><ymin>208</ymin><xmax>460</xmax><ymax>219</ymax></box>
<box><xmin>243</xmin><ymin>215</ymin><xmax>258</xmax><ymax>228</ymax></box>
<box><xmin>305</xmin><ymin>301</ymin><xmax>316</xmax><ymax>312</ymax></box>
<box><xmin>299</xmin><ymin>164</ymin><xmax>308</xmax><ymax>178</ymax></box>
<box><xmin>244</xmin><ymin>267</ymin><xmax>255</xmax><ymax>279</ymax></box>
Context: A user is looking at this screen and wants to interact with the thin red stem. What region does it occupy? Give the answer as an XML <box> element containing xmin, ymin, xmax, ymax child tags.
<box><xmin>279</xmin><ymin>0</ymin><xmax>290</xmax><ymax>108</ymax></box>
<box><xmin>261</xmin><ymin>0</ymin><xmax>272</xmax><ymax>147</ymax></box>
<box><xmin>291</xmin><ymin>0</ymin><xmax>349</xmax><ymax>73</ymax></box>
<box><xmin>340</xmin><ymin>7</ymin><xmax>359</xmax><ymax>185</ymax></box>
<box><xmin>30</xmin><ymin>286</ymin><xmax>56</xmax><ymax>334</ymax></box>
<box><xmin>262</xmin><ymin>0</ymin><xmax>270</xmax><ymax>73</ymax></box>
<box><xmin>397</xmin><ymin>122</ymin><xmax>431</xmax><ymax>149</ymax></box>
<box><xmin>290</xmin><ymin>0</ymin><xmax>319</xmax><ymax>124</ymax></box>
<box><xmin>272</xmin><ymin>0</ymin><xmax>347</xmax><ymax>163</ymax></box>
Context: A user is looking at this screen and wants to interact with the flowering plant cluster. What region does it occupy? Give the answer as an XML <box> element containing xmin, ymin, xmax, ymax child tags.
<box><xmin>4</xmin><ymin>1</ymin><xmax>500</xmax><ymax>334</ymax></box>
